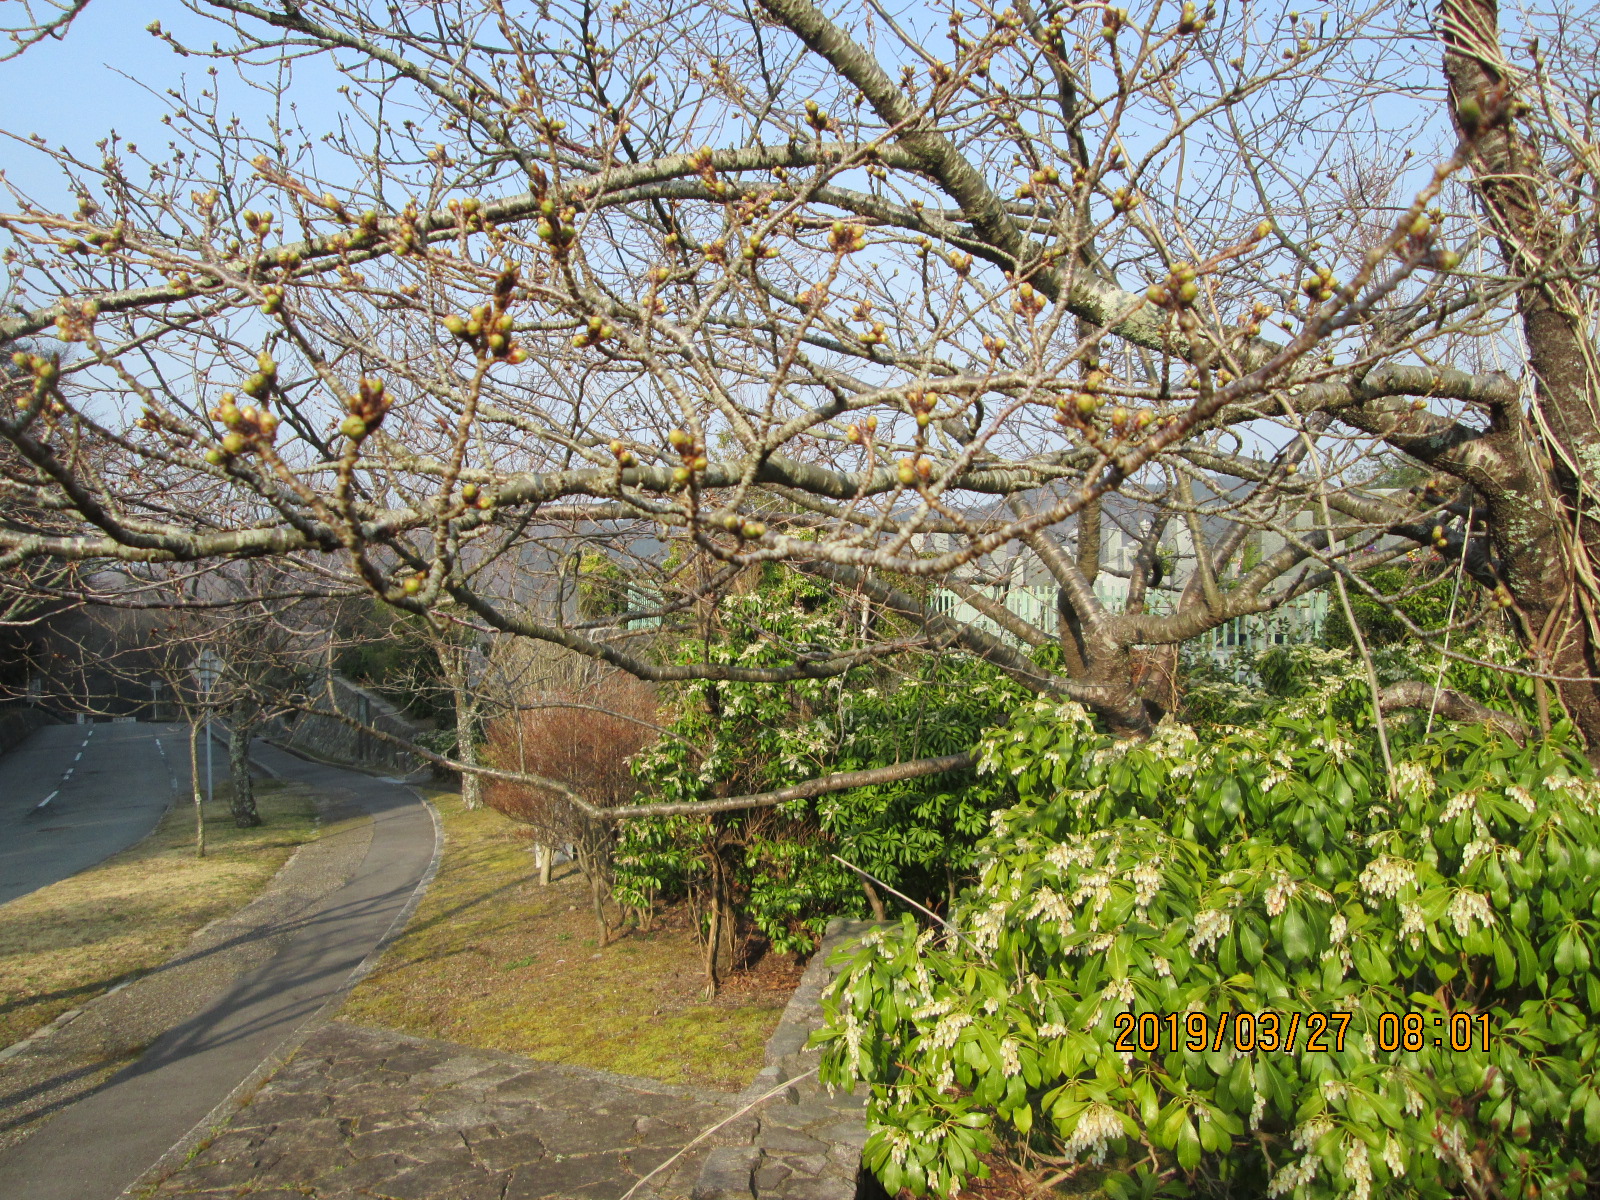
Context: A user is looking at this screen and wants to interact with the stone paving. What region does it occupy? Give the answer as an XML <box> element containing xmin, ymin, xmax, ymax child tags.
<box><xmin>142</xmin><ymin>1021</ymin><xmax>744</xmax><ymax>1200</ymax></box>
<box><xmin>140</xmin><ymin>919</ymin><xmax>884</xmax><ymax>1200</ymax></box>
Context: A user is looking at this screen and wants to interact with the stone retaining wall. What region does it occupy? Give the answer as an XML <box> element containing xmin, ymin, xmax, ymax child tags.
<box><xmin>692</xmin><ymin>917</ymin><xmax>884</xmax><ymax>1200</ymax></box>
<box><xmin>271</xmin><ymin>674</ymin><xmax>426</xmax><ymax>775</ymax></box>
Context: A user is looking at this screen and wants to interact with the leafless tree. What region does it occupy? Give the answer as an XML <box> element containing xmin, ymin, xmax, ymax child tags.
<box><xmin>0</xmin><ymin>0</ymin><xmax>1595</xmax><ymax>811</ymax></box>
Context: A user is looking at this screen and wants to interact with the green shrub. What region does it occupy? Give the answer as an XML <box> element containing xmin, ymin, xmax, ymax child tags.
<box><xmin>613</xmin><ymin>575</ymin><xmax>1028</xmax><ymax>952</ymax></box>
<box><xmin>819</xmin><ymin>686</ymin><xmax>1600</xmax><ymax>1199</ymax></box>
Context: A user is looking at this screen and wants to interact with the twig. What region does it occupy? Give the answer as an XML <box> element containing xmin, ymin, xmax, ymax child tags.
<box><xmin>1426</xmin><ymin>502</ymin><xmax>1473</xmax><ymax>739</ymax></box>
<box><xmin>828</xmin><ymin>853</ymin><xmax>988</xmax><ymax>959</ymax></box>
<box><xmin>616</xmin><ymin>1066</ymin><xmax>820</xmax><ymax>1200</ymax></box>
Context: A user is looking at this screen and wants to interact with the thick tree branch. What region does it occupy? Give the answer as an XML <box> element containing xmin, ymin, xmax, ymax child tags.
<box><xmin>1378</xmin><ymin>680</ymin><xmax>1528</xmax><ymax>743</ymax></box>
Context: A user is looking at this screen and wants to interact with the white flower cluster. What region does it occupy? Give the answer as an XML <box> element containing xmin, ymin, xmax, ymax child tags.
<box><xmin>1269</xmin><ymin>1153</ymin><xmax>1321</xmax><ymax>1196</ymax></box>
<box><xmin>1440</xmin><ymin>790</ymin><xmax>1478</xmax><ymax>823</ymax></box>
<box><xmin>1293</xmin><ymin>1115</ymin><xmax>1335</xmax><ymax>1152</ymax></box>
<box><xmin>1045</xmin><ymin>841</ymin><xmax>1097</xmax><ymax>872</ymax></box>
<box><xmin>1344</xmin><ymin>1134</ymin><xmax>1373</xmax><ymax>1200</ymax></box>
<box><xmin>842</xmin><ymin>1007</ymin><xmax>865</xmax><ymax>1075</ymax></box>
<box><xmin>1061</xmin><ymin>1102</ymin><xmax>1126</xmax><ymax>1165</ymax></box>
<box><xmin>1313</xmin><ymin>735</ymin><xmax>1353</xmax><ymax>764</ymax></box>
<box><xmin>1459</xmin><ymin>839</ymin><xmax>1494</xmax><ymax>871</ymax></box>
<box><xmin>1037</xmin><ymin>1022</ymin><xmax>1071</xmax><ymax>1038</ymax></box>
<box><xmin>1000</xmin><ymin>1036</ymin><xmax>1022</xmax><ymax>1078</ymax></box>
<box><xmin>927</xmin><ymin>1011</ymin><xmax>972</xmax><ymax>1050</ymax></box>
<box><xmin>1027</xmin><ymin>887</ymin><xmax>1074</xmax><ymax>938</ymax></box>
<box><xmin>1391</xmin><ymin>759</ymin><xmax>1434</xmax><ymax>798</ymax></box>
<box><xmin>1402</xmin><ymin>1081</ymin><xmax>1425</xmax><ymax>1117</ymax></box>
<box><xmin>1506</xmin><ymin>784</ymin><xmax>1537</xmax><ymax>816</ymax></box>
<box><xmin>1400</xmin><ymin>901</ymin><xmax>1426</xmax><ymax>949</ymax></box>
<box><xmin>969</xmin><ymin>901</ymin><xmax>1008</xmax><ymax>953</ymax></box>
<box><xmin>1447</xmin><ymin>889</ymin><xmax>1495</xmax><ymax>937</ymax></box>
<box><xmin>1145</xmin><ymin>719</ymin><xmax>1199</xmax><ymax>763</ymax></box>
<box><xmin>974</xmin><ymin>738</ymin><xmax>1004</xmax><ymax>777</ymax></box>
<box><xmin>1264</xmin><ymin>872</ymin><xmax>1298</xmax><ymax>917</ymax></box>
<box><xmin>1190</xmin><ymin>908</ymin><xmax>1233</xmax><ymax>954</ymax></box>
<box><xmin>885</xmin><ymin>1128</ymin><xmax>913</xmax><ymax>1168</ymax></box>
<box><xmin>1267</xmin><ymin>1114</ymin><xmax>1337</xmax><ymax>1195</ymax></box>
<box><xmin>1359</xmin><ymin>855</ymin><xmax>1416</xmax><ymax>901</ymax></box>
<box><xmin>1069</xmin><ymin>871</ymin><xmax>1116</xmax><ymax>923</ymax></box>
<box><xmin>1103</xmin><ymin>976</ymin><xmax>1135</xmax><ymax>1006</ymax></box>
<box><xmin>1383</xmin><ymin>1134</ymin><xmax>1407</xmax><ymax>1178</ymax></box>
<box><xmin>1130</xmin><ymin>860</ymin><xmax>1163</xmax><ymax>910</ymax></box>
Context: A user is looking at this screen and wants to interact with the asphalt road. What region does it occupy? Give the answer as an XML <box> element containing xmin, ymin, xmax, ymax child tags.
<box><xmin>0</xmin><ymin>741</ymin><xmax>437</xmax><ymax>1200</ymax></box>
<box><xmin>0</xmin><ymin>720</ymin><xmax>183</xmax><ymax>908</ymax></box>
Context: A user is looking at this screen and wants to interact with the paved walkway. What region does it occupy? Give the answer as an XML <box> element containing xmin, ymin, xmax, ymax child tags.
<box><xmin>137</xmin><ymin>925</ymin><xmax>878</xmax><ymax>1200</ymax></box>
<box><xmin>143</xmin><ymin>1021</ymin><xmax>743</xmax><ymax>1200</ymax></box>
<box><xmin>0</xmin><ymin>742</ymin><xmax>439</xmax><ymax>1200</ymax></box>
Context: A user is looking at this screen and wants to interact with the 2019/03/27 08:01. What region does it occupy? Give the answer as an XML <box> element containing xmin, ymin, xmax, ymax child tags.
<box><xmin>1111</xmin><ymin>1010</ymin><xmax>1494</xmax><ymax>1055</ymax></box>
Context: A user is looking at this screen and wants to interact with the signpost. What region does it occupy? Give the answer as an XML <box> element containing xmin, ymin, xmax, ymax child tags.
<box><xmin>192</xmin><ymin>648</ymin><xmax>223</xmax><ymax>807</ymax></box>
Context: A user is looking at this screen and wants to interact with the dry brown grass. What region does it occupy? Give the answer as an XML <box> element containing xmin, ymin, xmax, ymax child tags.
<box><xmin>0</xmin><ymin>781</ymin><xmax>319</xmax><ymax>1048</ymax></box>
<box><xmin>340</xmin><ymin>788</ymin><xmax>798</xmax><ymax>1090</ymax></box>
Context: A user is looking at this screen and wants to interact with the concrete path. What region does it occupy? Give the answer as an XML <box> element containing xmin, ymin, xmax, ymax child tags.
<box><xmin>0</xmin><ymin>721</ymin><xmax>180</xmax><ymax>907</ymax></box>
<box><xmin>0</xmin><ymin>742</ymin><xmax>438</xmax><ymax>1200</ymax></box>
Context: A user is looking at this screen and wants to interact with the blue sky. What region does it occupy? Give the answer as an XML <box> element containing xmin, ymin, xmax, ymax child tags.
<box><xmin>0</xmin><ymin>4</ymin><xmax>343</xmax><ymax>208</ymax></box>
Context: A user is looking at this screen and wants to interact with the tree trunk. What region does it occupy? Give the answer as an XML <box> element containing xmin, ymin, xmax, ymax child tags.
<box><xmin>456</xmin><ymin>681</ymin><xmax>482</xmax><ymax>809</ymax></box>
<box><xmin>861</xmin><ymin>877</ymin><xmax>887</xmax><ymax>922</ymax></box>
<box><xmin>590</xmin><ymin>865</ymin><xmax>610</xmax><ymax>948</ymax></box>
<box><xmin>537</xmin><ymin>844</ymin><xmax>552</xmax><ymax>886</ymax></box>
<box><xmin>188</xmin><ymin>718</ymin><xmax>206</xmax><ymax>858</ymax></box>
<box><xmin>228</xmin><ymin>703</ymin><xmax>261</xmax><ymax>828</ymax></box>
<box><xmin>703</xmin><ymin>870</ymin><xmax>723</xmax><ymax>998</ymax></box>
<box><xmin>1440</xmin><ymin>0</ymin><xmax>1600</xmax><ymax>755</ymax></box>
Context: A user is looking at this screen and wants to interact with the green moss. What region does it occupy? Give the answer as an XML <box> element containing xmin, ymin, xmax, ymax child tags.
<box><xmin>341</xmin><ymin>792</ymin><xmax>785</xmax><ymax>1090</ymax></box>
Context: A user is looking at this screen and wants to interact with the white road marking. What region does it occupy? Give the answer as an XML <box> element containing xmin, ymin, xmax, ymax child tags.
<box><xmin>33</xmin><ymin>790</ymin><xmax>58</xmax><ymax>811</ymax></box>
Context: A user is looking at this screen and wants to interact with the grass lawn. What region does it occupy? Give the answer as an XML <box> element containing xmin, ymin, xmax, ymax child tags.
<box><xmin>0</xmin><ymin>780</ymin><xmax>320</xmax><ymax>1048</ymax></box>
<box><xmin>341</xmin><ymin>790</ymin><xmax>798</xmax><ymax>1091</ymax></box>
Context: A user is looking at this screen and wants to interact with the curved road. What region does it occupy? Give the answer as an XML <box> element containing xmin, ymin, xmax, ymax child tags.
<box><xmin>0</xmin><ymin>739</ymin><xmax>437</xmax><ymax>1200</ymax></box>
<box><xmin>0</xmin><ymin>721</ymin><xmax>180</xmax><ymax>907</ymax></box>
